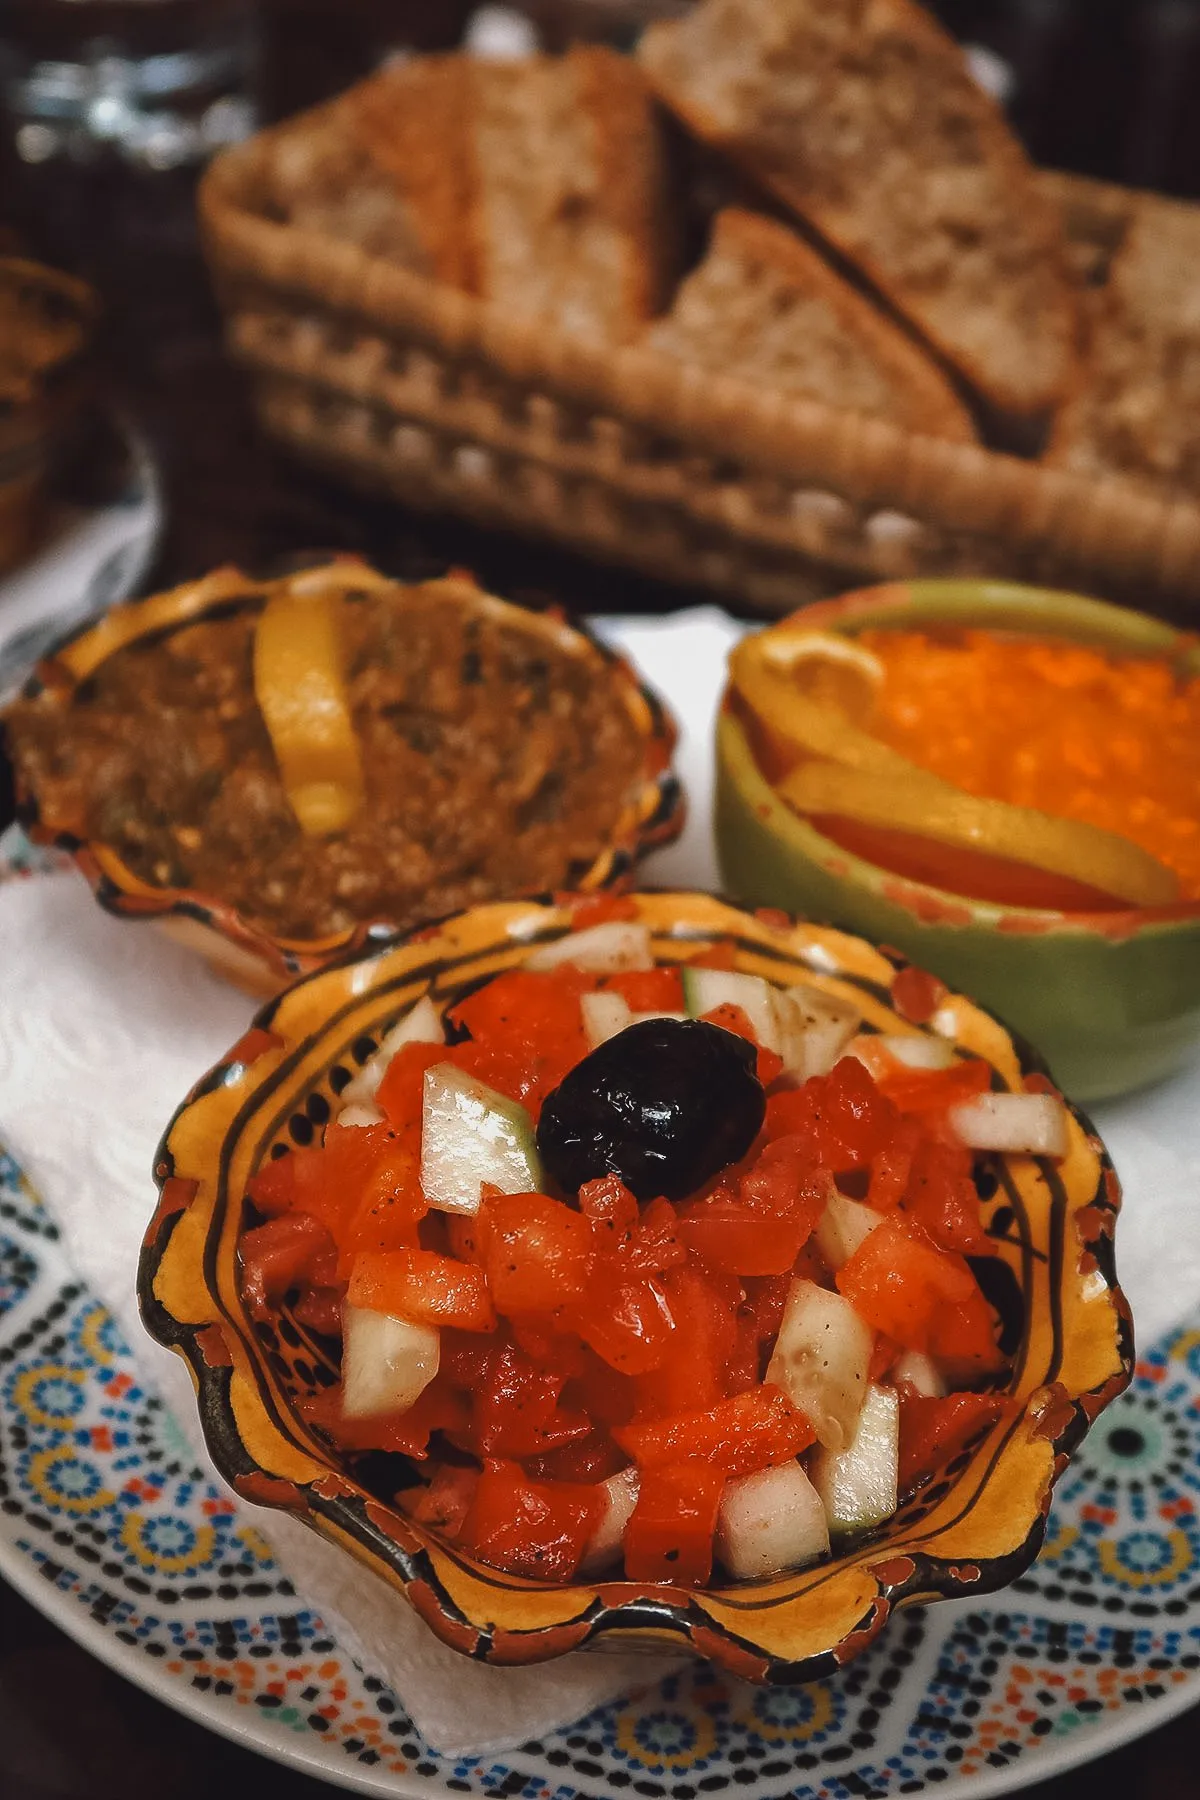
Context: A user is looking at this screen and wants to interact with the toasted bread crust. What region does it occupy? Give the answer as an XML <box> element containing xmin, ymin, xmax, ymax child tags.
<box><xmin>648</xmin><ymin>208</ymin><xmax>974</xmax><ymax>441</ymax></box>
<box><xmin>639</xmin><ymin>0</ymin><xmax>1077</xmax><ymax>417</ymax></box>
<box><xmin>352</xmin><ymin>56</ymin><xmax>476</xmax><ymax>293</ymax></box>
<box><xmin>572</xmin><ymin>44</ymin><xmax>676</xmax><ymax>326</ymax></box>
<box><xmin>1047</xmin><ymin>200</ymin><xmax>1200</xmax><ymax>495</ymax></box>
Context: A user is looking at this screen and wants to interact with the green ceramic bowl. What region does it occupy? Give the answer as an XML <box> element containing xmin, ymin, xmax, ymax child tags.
<box><xmin>716</xmin><ymin>579</ymin><xmax>1200</xmax><ymax>1103</ymax></box>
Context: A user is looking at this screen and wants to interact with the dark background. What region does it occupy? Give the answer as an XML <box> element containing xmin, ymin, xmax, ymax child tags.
<box><xmin>2</xmin><ymin>3</ymin><xmax>1199</xmax><ymax>1793</ymax></box>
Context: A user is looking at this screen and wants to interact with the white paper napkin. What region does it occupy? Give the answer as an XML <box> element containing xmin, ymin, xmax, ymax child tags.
<box><xmin>0</xmin><ymin>607</ymin><xmax>1197</xmax><ymax>1754</ymax></box>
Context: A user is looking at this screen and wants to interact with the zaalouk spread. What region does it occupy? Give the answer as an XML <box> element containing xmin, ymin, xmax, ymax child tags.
<box><xmin>6</xmin><ymin>571</ymin><xmax>653</xmax><ymax>940</ymax></box>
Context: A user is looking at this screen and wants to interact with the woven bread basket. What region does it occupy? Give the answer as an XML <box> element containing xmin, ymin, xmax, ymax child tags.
<box><xmin>199</xmin><ymin>122</ymin><xmax>1200</xmax><ymax>617</ymax></box>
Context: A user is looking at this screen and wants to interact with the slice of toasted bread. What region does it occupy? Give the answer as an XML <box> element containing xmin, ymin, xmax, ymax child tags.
<box><xmin>467</xmin><ymin>46</ymin><xmax>675</xmax><ymax>344</ymax></box>
<box><xmin>639</xmin><ymin>0</ymin><xmax>1077</xmax><ymax>418</ymax></box>
<box><xmin>1047</xmin><ymin>201</ymin><xmax>1200</xmax><ymax>495</ymax></box>
<box><xmin>259</xmin><ymin>61</ymin><xmax>470</xmax><ymax>279</ymax></box>
<box><xmin>646</xmin><ymin>208</ymin><xmax>974</xmax><ymax>441</ymax></box>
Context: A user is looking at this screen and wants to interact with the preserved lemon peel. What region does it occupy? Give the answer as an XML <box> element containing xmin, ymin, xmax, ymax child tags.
<box><xmin>253</xmin><ymin>580</ymin><xmax>365</xmax><ymax>837</ymax></box>
<box><xmin>779</xmin><ymin>761</ymin><xmax>1180</xmax><ymax>909</ymax></box>
<box><xmin>732</xmin><ymin>624</ymin><xmax>1181</xmax><ymax>910</ymax></box>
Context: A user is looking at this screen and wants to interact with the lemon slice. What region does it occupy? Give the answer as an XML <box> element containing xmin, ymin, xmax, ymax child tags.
<box><xmin>780</xmin><ymin>760</ymin><xmax>1180</xmax><ymax>909</ymax></box>
<box><xmin>254</xmin><ymin>579</ymin><xmax>365</xmax><ymax>837</ymax></box>
<box><xmin>751</xmin><ymin>626</ymin><xmax>885</xmax><ymax>721</ymax></box>
<box><xmin>728</xmin><ymin>635</ymin><xmax>919</xmax><ymax>779</ymax></box>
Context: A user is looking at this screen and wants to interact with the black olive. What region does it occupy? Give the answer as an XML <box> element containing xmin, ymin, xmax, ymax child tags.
<box><xmin>536</xmin><ymin>1018</ymin><xmax>766</xmax><ymax>1204</ymax></box>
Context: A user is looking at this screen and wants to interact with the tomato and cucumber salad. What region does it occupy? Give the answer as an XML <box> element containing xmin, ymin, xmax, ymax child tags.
<box><xmin>240</xmin><ymin>913</ymin><xmax>1067</xmax><ymax>1587</ymax></box>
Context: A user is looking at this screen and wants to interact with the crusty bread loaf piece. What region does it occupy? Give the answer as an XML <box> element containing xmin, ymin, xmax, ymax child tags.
<box><xmin>467</xmin><ymin>45</ymin><xmax>674</xmax><ymax>344</ymax></box>
<box><xmin>262</xmin><ymin>49</ymin><xmax>673</xmax><ymax>346</ymax></box>
<box><xmin>260</xmin><ymin>58</ymin><xmax>469</xmax><ymax>279</ymax></box>
<box><xmin>1047</xmin><ymin>203</ymin><xmax>1200</xmax><ymax>495</ymax></box>
<box><xmin>638</xmin><ymin>0</ymin><xmax>1077</xmax><ymax>418</ymax></box>
<box><xmin>646</xmin><ymin>208</ymin><xmax>974</xmax><ymax>441</ymax></box>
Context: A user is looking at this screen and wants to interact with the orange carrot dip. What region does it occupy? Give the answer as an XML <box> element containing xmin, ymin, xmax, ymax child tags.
<box><xmin>858</xmin><ymin>630</ymin><xmax>1200</xmax><ymax>903</ymax></box>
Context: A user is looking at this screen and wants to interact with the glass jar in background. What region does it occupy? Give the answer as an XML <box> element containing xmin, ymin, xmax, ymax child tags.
<box><xmin>0</xmin><ymin>0</ymin><xmax>257</xmax><ymax>172</ymax></box>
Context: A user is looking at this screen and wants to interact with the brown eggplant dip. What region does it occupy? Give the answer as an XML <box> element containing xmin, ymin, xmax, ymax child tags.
<box><xmin>7</xmin><ymin>579</ymin><xmax>649</xmax><ymax>940</ymax></box>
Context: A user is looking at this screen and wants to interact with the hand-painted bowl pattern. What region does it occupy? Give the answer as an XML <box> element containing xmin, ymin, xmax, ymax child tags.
<box><xmin>715</xmin><ymin>579</ymin><xmax>1200</xmax><ymax>1103</ymax></box>
<box><xmin>138</xmin><ymin>890</ymin><xmax>1132</xmax><ymax>1684</ymax></box>
<box><xmin>7</xmin><ymin>567</ymin><xmax>683</xmax><ymax>995</ymax></box>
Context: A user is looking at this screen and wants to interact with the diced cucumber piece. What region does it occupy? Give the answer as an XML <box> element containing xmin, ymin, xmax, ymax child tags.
<box><xmin>765</xmin><ymin>1279</ymin><xmax>873</xmax><ymax>1452</ymax></box>
<box><xmin>527</xmin><ymin>921</ymin><xmax>653</xmax><ymax>973</ymax></box>
<box><xmin>341</xmin><ymin>995</ymin><xmax>445</xmax><ymax>1108</ymax></box>
<box><xmin>716</xmin><ymin>1461</ymin><xmax>830</xmax><ymax>1579</ymax></box>
<box><xmin>682</xmin><ymin>967</ymin><xmax>781</xmax><ymax>1051</ymax></box>
<box><xmin>582</xmin><ymin>990</ymin><xmax>634</xmax><ymax>1048</ymax></box>
<box><xmin>341</xmin><ymin>1303</ymin><xmax>440</xmax><ymax>1418</ymax></box>
<box><xmin>811</xmin><ymin>1383</ymin><xmax>899</xmax><ymax>1539</ymax></box>
<box><xmin>580</xmin><ymin>1466</ymin><xmax>640</xmax><ymax>1574</ymax></box>
<box><xmin>892</xmin><ymin>1349</ymin><xmax>946</xmax><ymax>1397</ymax></box>
<box><xmin>815</xmin><ymin>1191</ymin><xmax>884</xmax><ymax>1271</ymax></box>
<box><xmin>775</xmin><ymin>984</ymin><xmax>861</xmax><ymax>1081</ymax></box>
<box><xmin>949</xmin><ymin>1092</ymin><xmax>1069</xmax><ymax>1157</ymax></box>
<box><xmin>420</xmin><ymin>1064</ymin><xmax>542</xmax><ymax>1214</ymax></box>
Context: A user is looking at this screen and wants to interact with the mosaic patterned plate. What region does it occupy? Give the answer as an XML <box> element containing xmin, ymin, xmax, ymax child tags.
<box><xmin>1</xmin><ymin>1144</ymin><xmax>1198</xmax><ymax>1797</ymax></box>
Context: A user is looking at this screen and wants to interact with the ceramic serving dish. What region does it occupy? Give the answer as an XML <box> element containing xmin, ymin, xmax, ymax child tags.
<box><xmin>4</xmin><ymin>563</ymin><xmax>682</xmax><ymax>994</ymax></box>
<box><xmin>138</xmin><ymin>890</ymin><xmax>1131</xmax><ymax>1683</ymax></box>
<box><xmin>716</xmin><ymin>579</ymin><xmax>1200</xmax><ymax>1103</ymax></box>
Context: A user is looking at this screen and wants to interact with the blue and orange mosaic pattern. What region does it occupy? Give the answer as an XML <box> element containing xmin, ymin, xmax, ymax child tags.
<box><xmin>1</xmin><ymin>1142</ymin><xmax>1197</xmax><ymax>1799</ymax></box>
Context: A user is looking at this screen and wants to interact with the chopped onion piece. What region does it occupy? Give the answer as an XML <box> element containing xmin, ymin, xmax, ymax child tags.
<box><xmin>337</xmin><ymin>1101</ymin><xmax>386</xmax><ymax>1129</ymax></box>
<box><xmin>581</xmin><ymin>990</ymin><xmax>634</xmax><ymax>1048</ymax></box>
<box><xmin>341</xmin><ymin>1304</ymin><xmax>439</xmax><ymax>1418</ymax></box>
<box><xmin>949</xmin><ymin>1092</ymin><xmax>1069</xmax><ymax>1157</ymax></box>
<box><xmin>527</xmin><ymin>921</ymin><xmax>653</xmax><ymax>973</ymax></box>
<box><xmin>815</xmin><ymin>1191</ymin><xmax>884</xmax><ymax>1271</ymax></box>
<box><xmin>891</xmin><ymin>1349</ymin><xmax>946</xmax><ymax>1398</ymax></box>
<box><xmin>765</xmin><ymin>1280</ymin><xmax>872</xmax><ymax>1452</ymax></box>
<box><xmin>716</xmin><ymin>1461</ymin><xmax>830</xmax><ymax>1579</ymax></box>
<box><xmin>775</xmin><ymin>983</ymin><xmax>861</xmax><ymax>1081</ymax></box>
<box><xmin>580</xmin><ymin>1466</ymin><xmax>640</xmax><ymax>1574</ymax></box>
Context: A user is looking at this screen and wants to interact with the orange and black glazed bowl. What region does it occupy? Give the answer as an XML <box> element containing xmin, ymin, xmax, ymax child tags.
<box><xmin>4</xmin><ymin>562</ymin><xmax>683</xmax><ymax>994</ymax></box>
<box><xmin>138</xmin><ymin>891</ymin><xmax>1132</xmax><ymax>1682</ymax></box>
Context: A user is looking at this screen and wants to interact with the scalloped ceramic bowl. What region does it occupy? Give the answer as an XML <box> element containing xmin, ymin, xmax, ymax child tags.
<box><xmin>139</xmin><ymin>890</ymin><xmax>1131</xmax><ymax>1683</ymax></box>
<box><xmin>4</xmin><ymin>564</ymin><xmax>682</xmax><ymax>995</ymax></box>
<box><xmin>716</xmin><ymin>580</ymin><xmax>1200</xmax><ymax>1103</ymax></box>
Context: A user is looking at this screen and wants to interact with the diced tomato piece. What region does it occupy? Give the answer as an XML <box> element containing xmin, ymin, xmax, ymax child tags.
<box><xmin>700</xmin><ymin>1003</ymin><xmax>784</xmax><ymax>1086</ymax></box>
<box><xmin>602</xmin><ymin>967</ymin><xmax>684</xmax><ymax>1012</ymax></box>
<box><xmin>623</xmin><ymin>1462</ymin><xmax>725</xmax><ymax>1584</ymax></box>
<box><xmin>901</xmin><ymin>1139</ymin><xmax>992</xmax><ymax>1256</ymax></box>
<box><xmin>299</xmin><ymin>1376</ymin><xmax>468</xmax><ymax>1459</ymax></box>
<box><xmin>334</xmin><ymin>1137</ymin><xmax>429</xmax><ymax>1276</ymax></box>
<box><xmin>347</xmin><ymin>1248</ymin><xmax>496</xmax><ymax>1333</ymax></box>
<box><xmin>625</xmin><ymin>1196</ymin><xmax>688</xmax><ymax>1274</ymax></box>
<box><xmin>868</xmin><ymin>1118</ymin><xmax>921</xmax><ymax>1210</ymax></box>
<box><xmin>482</xmin><ymin>1190</ymin><xmax>594</xmax><ymax>1315</ymax></box>
<box><xmin>879</xmin><ymin>1057</ymin><xmax>991</xmax><ymax>1119</ymax></box>
<box><xmin>615</xmin><ymin>1385</ymin><xmax>815</xmax><ymax>1478</ymax></box>
<box><xmin>472</xmin><ymin>1340</ymin><xmax>591</xmax><ymax>1458</ymax></box>
<box><xmin>743</xmin><ymin>1273</ymin><xmax>793</xmax><ymax>1346</ymax></box>
<box><xmin>764</xmin><ymin>1059</ymin><xmax>898</xmax><ymax>1171</ymax></box>
<box><xmin>891</xmin><ymin>966</ymin><xmax>948</xmax><ymax>1025</ymax></box>
<box><xmin>739</xmin><ymin>1136</ymin><xmax>831</xmax><ymax>1232</ymax></box>
<box><xmin>898</xmin><ymin>1389</ymin><xmax>1011</xmax><ymax>1493</ymax></box>
<box><xmin>836</xmin><ymin>1214</ymin><xmax>978</xmax><ymax>1352</ymax></box>
<box><xmin>403</xmin><ymin>1461</ymin><xmax>479</xmax><ymax>1537</ymax></box>
<box><xmin>578</xmin><ymin>1275</ymin><xmax>677</xmax><ymax>1375</ymax></box>
<box><xmin>633</xmin><ymin>1267</ymin><xmax>736</xmax><ymax>1416</ymax></box>
<box><xmin>439</xmin><ymin>1328</ymin><xmax>498</xmax><ymax>1389</ymax></box>
<box><xmin>246</xmin><ymin>1150</ymin><xmax>299</xmax><ymax>1216</ymax></box>
<box><xmin>685</xmin><ymin>941</ymin><xmax>737</xmax><ymax>971</ymax></box>
<box><xmin>678</xmin><ymin>1192</ymin><xmax>810</xmax><ymax>1276</ymax></box>
<box><xmin>579</xmin><ymin>1174</ymin><xmax>640</xmax><ymax>1257</ymax></box>
<box><xmin>566</xmin><ymin>1347</ymin><xmax>637</xmax><ymax>1429</ymax></box>
<box><xmin>459</xmin><ymin>1459</ymin><xmax>603</xmax><ymax>1581</ymax></box>
<box><xmin>292</xmin><ymin>1287</ymin><xmax>344</xmax><ymax>1336</ymax></box>
<box><xmin>240</xmin><ymin>1214</ymin><xmax>339</xmax><ymax>1321</ymax></box>
<box><xmin>723</xmin><ymin>1313</ymin><xmax>760</xmax><ymax>1391</ymax></box>
<box><xmin>928</xmin><ymin>1285</ymin><xmax>1007</xmax><ymax>1382</ymax></box>
<box><xmin>524</xmin><ymin>1433</ymin><xmax>628</xmax><ymax>1483</ymax></box>
<box><xmin>446</xmin><ymin>1210</ymin><xmax>488</xmax><ymax>1265</ymax></box>
<box><xmin>449</xmin><ymin>969</ymin><xmax>592</xmax><ymax>1116</ymax></box>
<box><xmin>566</xmin><ymin>893</ymin><xmax>639</xmax><ymax>928</ymax></box>
<box><xmin>868</xmin><ymin>1334</ymin><xmax>902</xmax><ymax>1381</ymax></box>
<box><xmin>508</xmin><ymin>1315</ymin><xmax>588</xmax><ymax>1379</ymax></box>
<box><xmin>377</xmin><ymin>1043</ymin><xmax>458</xmax><ymax>1135</ymax></box>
